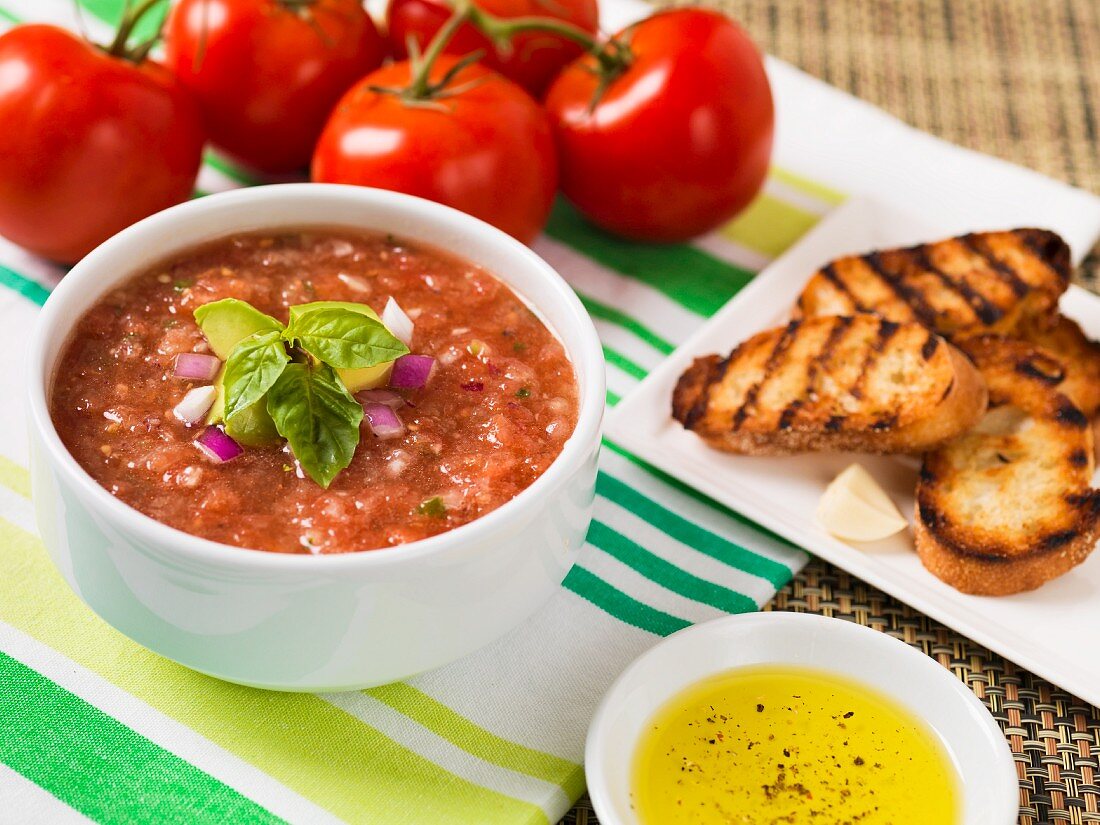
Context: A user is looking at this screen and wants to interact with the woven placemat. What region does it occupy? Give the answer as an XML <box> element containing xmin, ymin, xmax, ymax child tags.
<box><xmin>563</xmin><ymin>1</ymin><xmax>1100</xmax><ymax>823</ymax></box>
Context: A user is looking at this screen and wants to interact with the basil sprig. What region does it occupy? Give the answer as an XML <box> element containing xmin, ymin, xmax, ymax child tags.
<box><xmin>195</xmin><ymin>299</ymin><xmax>409</xmax><ymax>487</ymax></box>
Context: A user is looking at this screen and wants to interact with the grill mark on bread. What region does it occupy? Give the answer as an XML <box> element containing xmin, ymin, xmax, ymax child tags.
<box><xmin>731</xmin><ymin>321</ymin><xmax>801</xmax><ymax>431</ymax></box>
<box><xmin>911</xmin><ymin>244</ymin><xmax>1004</xmax><ymax>325</ymax></box>
<box><xmin>871</xmin><ymin>414</ymin><xmax>898</xmax><ymax>431</ymax></box>
<box><xmin>1014</xmin><ymin>353</ymin><xmax>1065</xmax><ymax>385</ymax></box>
<box><xmin>940</xmin><ymin>377</ymin><xmax>956</xmax><ymax>401</ymax></box>
<box><xmin>1040</xmin><ymin>530</ymin><xmax>1078</xmax><ymax>551</ymax></box>
<box><xmin>819</xmin><ymin>263</ymin><xmax>869</xmax><ymax>312</ymax></box>
<box><xmin>1054</xmin><ymin>398</ymin><xmax>1089</xmax><ymax>429</ymax></box>
<box><xmin>921</xmin><ymin>333</ymin><xmax>940</xmax><ymax>360</ymax></box>
<box><xmin>919</xmin><ymin>497</ymin><xmax>1089</xmax><ymax>561</ymax></box>
<box><xmin>784</xmin><ymin>315</ymin><xmax>856</xmax><ymax>427</ymax></box>
<box><xmin>679</xmin><ymin>356</ymin><xmax>724</xmax><ymax>430</ymax></box>
<box><xmin>1066</xmin><ymin>491</ymin><xmax>1100</xmax><ymax>514</ymax></box>
<box><xmin>862</xmin><ymin>252</ymin><xmax>938</xmax><ymax>327</ymax></box>
<box><xmin>1018</xmin><ymin>228</ymin><xmax>1071</xmax><ymax>281</ymax></box>
<box><xmin>959</xmin><ymin>233</ymin><xmax>1029</xmax><ymax>298</ymax></box>
<box><xmin>917</xmin><ymin>500</ymin><xmax>944</xmax><ymax>529</ymax></box>
<box><xmin>1069</xmin><ymin>449</ymin><xmax>1089</xmax><ymax>468</ymax></box>
<box><xmin>777</xmin><ymin>401</ymin><xmax>800</xmax><ymax>431</ymax></box>
<box><xmin>774</xmin><ymin>316</ymin><xmax>858</xmax><ymax>431</ymax></box>
<box><xmin>847</xmin><ymin>319</ymin><xmax>901</xmax><ymax>402</ymax></box>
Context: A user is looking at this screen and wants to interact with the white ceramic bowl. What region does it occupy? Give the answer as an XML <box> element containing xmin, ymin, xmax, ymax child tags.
<box><xmin>27</xmin><ymin>184</ymin><xmax>604</xmax><ymax>691</ymax></box>
<box><xmin>586</xmin><ymin>612</ymin><xmax>1018</xmax><ymax>825</ymax></box>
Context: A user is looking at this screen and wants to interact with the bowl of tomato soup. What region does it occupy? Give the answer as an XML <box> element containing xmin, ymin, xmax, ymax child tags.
<box><xmin>27</xmin><ymin>184</ymin><xmax>604</xmax><ymax>691</ymax></box>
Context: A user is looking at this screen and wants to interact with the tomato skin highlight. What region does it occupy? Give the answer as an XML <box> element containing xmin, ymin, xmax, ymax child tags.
<box><xmin>545</xmin><ymin>9</ymin><xmax>775</xmax><ymax>242</ymax></box>
<box><xmin>312</xmin><ymin>57</ymin><xmax>558</xmax><ymax>245</ymax></box>
<box><xmin>386</xmin><ymin>0</ymin><xmax>598</xmax><ymax>98</ymax></box>
<box><xmin>0</xmin><ymin>25</ymin><xmax>205</xmax><ymax>264</ymax></box>
<box><xmin>165</xmin><ymin>0</ymin><xmax>388</xmax><ymax>174</ymax></box>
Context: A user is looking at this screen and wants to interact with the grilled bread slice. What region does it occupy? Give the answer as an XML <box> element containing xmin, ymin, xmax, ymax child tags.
<box><xmin>1016</xmin><ymin>314</ymin><xmax>1100</xmax><ymax>416</ymax></box>
<box><xmin>915</xmin><ymin>336</ymin><xmax>1100</xmax><ymax>595</ymax></box>
<box><xmin>672</xmin><ymin>314</ymin><xmax>987</xmax><ymax>455</ymax></box>
<box><xmin>795</xmin><ymin>229</ymin><xmax>1070</xmax><ymax>338</ymax></box>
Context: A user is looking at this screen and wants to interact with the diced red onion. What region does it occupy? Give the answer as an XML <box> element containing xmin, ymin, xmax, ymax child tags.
<box><xmin>194</xmin><ymin>425</ymin><xmax>244</xmax><ymax>463</ymax></box>
<box><xmin>389</xmin><ymin>354</ymin><xmax>436</xmax><ymax>389</ymax></box>
<box><xmin>173</xmin><ymin>385</ymin><xmax>217</xmax><ymax>425</ymax></box>
<box><xmin>382</xmin><ymin>297</ymin><xmax>414</xmax><ymax>346</ymax></box>
<box><xmin>173</xmin><ymin>352</ymin><xmax>221</xmax><ymax>381</ymax></box>
<box><xmin>356</xmin><ymin>389</ymin><xmax>404</xmax><ymax>409</ymax></box>
<box><xmin>363</xmin><ymin>403</ymin><xmax>405</xmax><ymax>439</ymax></box>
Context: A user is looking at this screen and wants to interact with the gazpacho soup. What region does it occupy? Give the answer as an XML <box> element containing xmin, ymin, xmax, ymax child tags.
<box><xmin>51</xmin><ymin>229</ymin><xmax>579</xmax><ymax>554</ymax></box>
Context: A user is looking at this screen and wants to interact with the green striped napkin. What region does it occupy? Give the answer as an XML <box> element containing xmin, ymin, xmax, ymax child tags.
<box><xmin>6</xmin><ymin>1</ymin><xmax>1098</xmax><ymax>822</ymax></box>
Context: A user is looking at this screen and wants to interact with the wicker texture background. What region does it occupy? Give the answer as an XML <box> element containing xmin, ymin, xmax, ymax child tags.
<box><xmin>563</xmin><ymin>1</ymin><xmax>1100</xmax><ymax>823</ymax></box>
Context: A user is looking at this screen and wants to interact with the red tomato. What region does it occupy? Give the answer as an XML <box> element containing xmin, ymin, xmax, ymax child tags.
<box><xmin>165</xmin><ymin>0</ymin><xmax>387</xmax><ymax>174</ymax></box>
<box><xmin>386</xmin><ymin>0</ymin><xmax>598</xmax><ymax>98</ymax></box>
<box><xmin>312</xmin><ymin>56</ymin><xmax>558</xmax><ymax>244</ymax></box>
<box><xmin>0</xmin><ymin>25</ymin><xmax>204</xmax><ymax>264</ymax></box>
<box><xmin>545</xmin><ymin>9</ymin><xmax>774</xmax><ymax>242</ymax></box>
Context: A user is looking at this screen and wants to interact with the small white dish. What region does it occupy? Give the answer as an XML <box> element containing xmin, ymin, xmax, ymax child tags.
<box><xmin>585</xmin><ymin>612</ymin><xmax>1018</xmax><ymax>825</ymax></box>
<box><xmin>27</xmin><ymin>184</ymin><xmax>605</xmax><ymax>691</ymax></box>
<box><xmin>606</xmin><ymin>196</ymin><xmax>1100</xmax><ymax>707</ymax></box>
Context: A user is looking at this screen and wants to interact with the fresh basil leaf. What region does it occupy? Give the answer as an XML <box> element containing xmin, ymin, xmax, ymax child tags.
<box><xmin>288</xmin><ymin>301</ymin><xmax>381</xmax><ymax>326</ymax></box>
<box><xmin>284</xmin><ymin>307</ymin><xmax>409</xmax><ymax>369</ymax></box>
<box><xmin>193</xmin><ymin>298</ymin><xmax>283</xmax><ymax>360</ymax></box>
<box><xmin>265</xmin><ymin>362</ymin><xmax>364</xmax><ymax>488</ymax></box>
<box><xmin>223</xmin><ymin>330</ymin><xmax>289</xmax><ymax>422</ymax></box>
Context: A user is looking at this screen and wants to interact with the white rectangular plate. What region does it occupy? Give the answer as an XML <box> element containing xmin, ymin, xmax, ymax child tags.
<box><xmin>607</xmin><ymin>197</ymin><xmax>1100</xmax><ymax>707</ymax></box>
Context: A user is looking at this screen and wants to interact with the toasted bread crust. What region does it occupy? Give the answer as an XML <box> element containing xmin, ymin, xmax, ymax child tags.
<box><xmin>795</xmin><ymin>229</ymin><xmax>1070</xmax><ymax>338</ymax></box>
<box><xmin>915</xmin><ymin>336</ymin><xmax>1100</xmax><ymax>595</ymax></box>
<box><xmin>672</xmin><ymin>314</ymin><xmax>988</xmax><ymax>455</ymax></box>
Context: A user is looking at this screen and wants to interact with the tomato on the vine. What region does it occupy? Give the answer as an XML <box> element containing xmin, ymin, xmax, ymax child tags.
<box><xmin>545</xmin><ymin>9</ymin><xmax>774</xmax><ymax>242</ymax></box>
<box><xmin>386</xmin><ymin>0</ymin><xmax>598</xmax><ymax>98</ymax></box>
<box><xmin>312</xmin><ymin>56</ymin><xmax>558</xmax><ymax>244</ymax></box>
<box><xmin>0</xmin><ymin>24</ymin><xmax>204</xmax><ymax>263</ymax></box>
<box><xmin>165</xmin><ymin>0</ymin><xmax>388</xmax><ymax>174</ymax></box>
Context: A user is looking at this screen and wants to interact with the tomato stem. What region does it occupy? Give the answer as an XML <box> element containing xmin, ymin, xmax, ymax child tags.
<box><xmin>105</xmin><ymin>0</ymin><xmax>168</xmax><ymax>61</ymax></box>
<box><xmin>467</xmin><ymin>8</ymin><xmax>598</xmax><ymax>51</ymax></box>
<box><xmin>397</xmin><ymin>0</ymin><xmax>631</xmax><ymax>105</ymax></box>
<box><xmin>462</xmin><ymin>2</ymin><xmax>633</xmax><ymax>88</ymax></box>
<box><xmin>405</xmin><ymin>4</ymin><xmax>475</xmax><ymax>99</ymax></box>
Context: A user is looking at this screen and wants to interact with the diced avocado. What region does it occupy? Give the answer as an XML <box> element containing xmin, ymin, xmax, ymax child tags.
<box><xmin>336</xmin><ymin>361</ymin><xmax>394</xmax><ymax>393</ymax></box>
<box><xmin>205</xmin><ymin>366</ymin><xmax>280</xmax><ymax>446</ymax></box>
<box><xmin>206</xmin><ymin>366</ymin><xmax>227</xmax><ymax>424</ymax></box>
<box><xmin>288</xmin><ymin>301</ymin><xmax>380</xmax><ymax>325</ymax></box>
<box><xmin>225</xmin><ymin>401</ymin><xmax>280</xmax><ymax>447</ymax></box>
<box><xmin>194</xmin><ymin>299</ymin><xmax>282</xmax><ymax>360</ymax></box>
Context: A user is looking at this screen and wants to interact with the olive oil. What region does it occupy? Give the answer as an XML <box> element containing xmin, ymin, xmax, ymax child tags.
<box><xmin>632</xmin><ymin>665</ymin><xmax>960</xmax><ymax>824</ymax></box>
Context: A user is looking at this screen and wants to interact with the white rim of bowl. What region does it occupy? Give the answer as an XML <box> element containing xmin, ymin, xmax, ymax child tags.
<box><xmin>26</xmin><ymin>184</ymin><xmax>606</xmax><ymax>571</ymax></box>
<box><xmin>584</xmin><ymin>612</ymin><xmax>1018</xmax><ymax>825</ymax></box>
